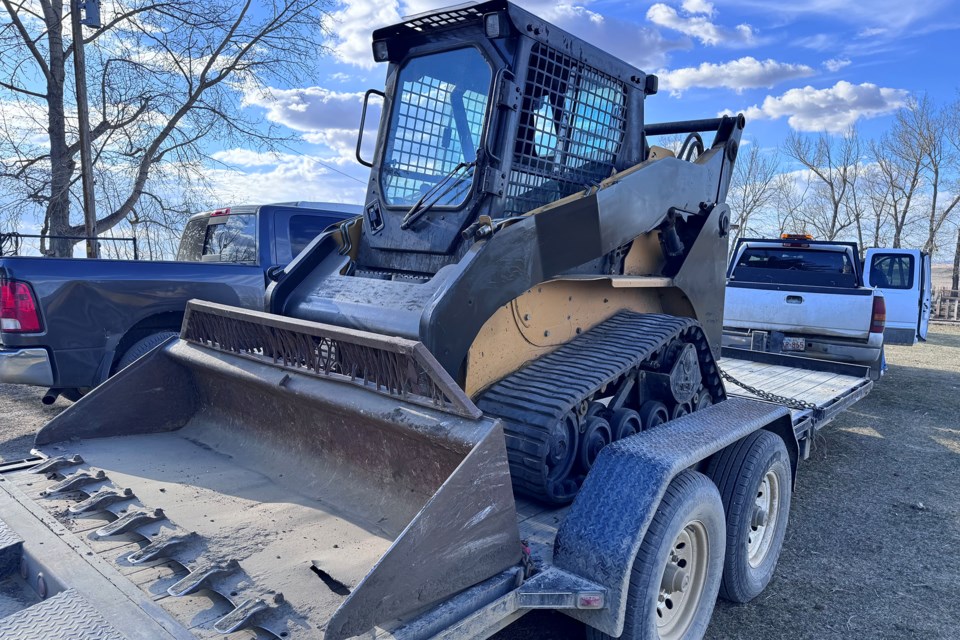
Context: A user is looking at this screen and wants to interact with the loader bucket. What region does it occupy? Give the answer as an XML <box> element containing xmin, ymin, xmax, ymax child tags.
<box><xmin>32</xmin><ymin>301</ymin><xmax>521</xmax><ymax>639</ymax></box>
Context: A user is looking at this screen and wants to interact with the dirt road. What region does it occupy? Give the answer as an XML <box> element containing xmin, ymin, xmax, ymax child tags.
<box><xmin>1</xmin><ymin>326</ymin><xmax>958</xmax><ymax>638</ymax></box>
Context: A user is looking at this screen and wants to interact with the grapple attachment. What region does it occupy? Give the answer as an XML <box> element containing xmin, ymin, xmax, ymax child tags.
<box><xmin>32</xmin><ymin>301</ymin><xmax>520</xmax><ymax>639</ymax></box>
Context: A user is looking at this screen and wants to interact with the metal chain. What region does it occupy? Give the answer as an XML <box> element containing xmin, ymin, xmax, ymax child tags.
<box><xmin>719</xmin><ymin>368</ymin><xmax>820</xmax><ymax>411</ymax></box>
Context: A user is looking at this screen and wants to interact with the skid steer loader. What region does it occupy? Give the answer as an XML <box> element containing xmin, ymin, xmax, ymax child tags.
<box><xmin>0</xmin><ymin>2</ymin><xmax>810</xmax><ymax>639</ymax></box>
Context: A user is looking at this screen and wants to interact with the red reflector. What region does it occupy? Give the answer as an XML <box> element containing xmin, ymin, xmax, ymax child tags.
<box><xmin>0</xmin><ymin>280</ymin><xmax>42</xmax><ymax>333</ymax></box>
<box><xmin>577</xmin><ymin>593</ymin><xmax>604</xmax><ymax>609</ymax></box>
<box><xmin>870</xmin><ymin>296</ymin><xmax>886</xmax><ymax>334</ymax></box>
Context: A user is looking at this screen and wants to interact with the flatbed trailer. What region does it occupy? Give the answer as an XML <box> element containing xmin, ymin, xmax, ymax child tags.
<box><xmin>0</xmin><ymin>344</ymin><xmax>873</xmax><ymax>640</ymax></box>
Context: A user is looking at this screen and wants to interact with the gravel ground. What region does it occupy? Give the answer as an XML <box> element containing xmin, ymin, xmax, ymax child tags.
<box><xmin>1</xmin><ymin>326</ymin><xmax>958</xmax><ymax>638</ymax></box>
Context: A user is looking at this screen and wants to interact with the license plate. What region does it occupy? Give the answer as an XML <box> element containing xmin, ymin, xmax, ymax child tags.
<box><xmin>782</xmin><ymin>337</ymin><xmax>805</xmax><ymax>352</ymax></box>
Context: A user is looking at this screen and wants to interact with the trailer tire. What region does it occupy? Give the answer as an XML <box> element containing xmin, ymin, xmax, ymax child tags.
<box><xmin>116</xmin><ymin>331</ymin><xmax>178</xmax><ymax>371</ymax></box>
<box><xmin>706</xmin><ymin>430</ymin><xmax>791</xmax><ymax>603</ymax></box>
<box><xmin>586</xmin><ymin>470</ymin><xmax>725</xmax><ymax>640</ymax></box>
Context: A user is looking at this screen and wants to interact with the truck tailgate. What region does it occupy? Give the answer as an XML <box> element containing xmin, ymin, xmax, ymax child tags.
<box><xmin>724</xmin><ymin>284</ymin><xmax>873</xmax><ymax>339</ymax></box>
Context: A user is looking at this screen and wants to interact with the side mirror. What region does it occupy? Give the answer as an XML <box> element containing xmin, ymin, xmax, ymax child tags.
<box><xmin>356</xmin><ymin>89</ymin><xmax>385</xmax><ymax>168</ymax></box>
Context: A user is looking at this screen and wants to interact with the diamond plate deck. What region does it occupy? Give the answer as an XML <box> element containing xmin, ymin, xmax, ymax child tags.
<box><xmin>0</xmin><ymin>517</ymin><xmax>23</xmax><ymax>577</ymax></box>
<box><xmin>0</xmin><ymin>588</ymin><xmax>124</xmax><ymax>639</ymax></box>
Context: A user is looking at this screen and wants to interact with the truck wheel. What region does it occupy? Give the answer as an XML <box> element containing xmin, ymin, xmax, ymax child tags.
<box><xmin>706</xmin><ymin>430</ymin><xmax>791</xmax><ymax>603</ymax></box>
<box><xmin>587</xmin><ymin>470</ymin><xmax>725</xmax><ymax>640</ymax></box>
<box><xmin>116</xmin><ymin>331</ymin><xmax>178</xmax><ymax>371</ymax></box>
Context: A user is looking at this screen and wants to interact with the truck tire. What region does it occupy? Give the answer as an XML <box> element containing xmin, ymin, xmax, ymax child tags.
<box><xmin>116</xmin><ymin>331</ymin><xmax>178</xmax><ymax>371</ymax></box>
<box><xmin>61</xmin><ymin>388</ymin><xmax>89</xmax><ymax>402</ymax></box>
<box><xmin>587</xmin><ymin>470</ymin><xmax>725</xmax><ymax>640</ymax></box>
<box><xmin>706</xmin><ymin>430</ymin><xmax>791</xmax><ymax>603</ymax></box>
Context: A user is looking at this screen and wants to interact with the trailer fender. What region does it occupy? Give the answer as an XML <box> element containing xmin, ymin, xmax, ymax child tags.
<box><xmin>552</xmin><ymin>397</ymin><xmax>793</xmax><ymax>636</ymax></box>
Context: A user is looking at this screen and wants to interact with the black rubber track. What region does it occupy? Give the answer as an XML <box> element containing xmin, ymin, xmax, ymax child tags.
<box><xmin>477</xmin><ymin>311</ymin><xmax>725</xmax><ymax>503</ymax></box>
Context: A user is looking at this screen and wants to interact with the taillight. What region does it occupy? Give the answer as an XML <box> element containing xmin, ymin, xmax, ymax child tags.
<box><xmin>0</xmin><ymin>279</ymin><xmax>42</xmax><ymax>333</ymax></box>
<box><xmin>870</xmin><ymin>296</ymin><xmax>886</xmax><ymax>334</ymax></box>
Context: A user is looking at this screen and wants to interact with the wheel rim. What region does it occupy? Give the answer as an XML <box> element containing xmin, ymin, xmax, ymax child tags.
<box><xmin>747</xmin><ymin>469</ymin><xmax>781</xmax><ymax>567</ymax></box>
<box><xmin>656</xmin><ymin>520</ymin><xmax>710</xmax><ymax>640</ymax></box>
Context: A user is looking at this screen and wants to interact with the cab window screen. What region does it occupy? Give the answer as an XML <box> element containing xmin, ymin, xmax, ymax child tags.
<box><xmin>870</xmin><ymin>254</ymin><xmax>914</xmax><ymax>289</ymax></box>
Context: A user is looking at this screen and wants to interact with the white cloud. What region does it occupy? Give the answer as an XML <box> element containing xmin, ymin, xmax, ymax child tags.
<box><xmin>326</xmin><ymin>0</ymin><xmax>402</xmax><ymax>69</ymax></box>
<box><xmin>241</xmin><ymin>84</ymin><xmax>365</xmax><ymax>135</ymax></box>
<box><xmin>823</xmin><ymin>58</ymin><xmax>851</xmax><ymax>72</ymax></box>
<box><xmin>735</xmin><ymin>81</ymin><xmax>909</xmax><ymax>133</ymax></box>
<box><xmin>647</xmin><ymin>2</ymin><xmax>756</xmax><ymax>47</ymax></box>
<box><xmin>857</xmin><ymin>26</ymin><xmax>887</xmax><ymax>38</ymax></box>
<box><xmin>659</xmin><ymin>57</ymin><xmax>814</xmax><ymax>95</ymax></box>
<box><xmin>207</xmin><ymin>149</ymin><xmax>367</xmax><ymax>204</ymax></box>
<box><xmin>681</xmin><ymin>0</ymin><xmax>714</xmax><ymax>16</ymax></box>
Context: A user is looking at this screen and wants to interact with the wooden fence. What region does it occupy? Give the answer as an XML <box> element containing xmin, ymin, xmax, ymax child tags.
<box><xmin>933</xmin><ymin>288</ymin><xmax>960</xmax><ymax>321</ymax></box>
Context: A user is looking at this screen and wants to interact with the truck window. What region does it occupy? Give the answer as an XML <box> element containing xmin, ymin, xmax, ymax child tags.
<box><xmin>176</xmin><ymin>214</ymin><xmax>257</xmax><ymax>264</ymax></box>
<box><xmin>869</xmin><ymin>253</ymin><xmax>914</xmax><ymax>289</ymax></box>
<box><xmin>176</xmin><ymin>219</ymin><xmax>206</xmax><ymax>262</ymax></box>
<box><xmin>289</xmin><ymin>215</ymin><xmax>336</xmax><ymax>258</ymax></box>
<box><xmin>732</xmin><ymin>247</ymin><xmax>857</xmax><ymax>288</ymax></box>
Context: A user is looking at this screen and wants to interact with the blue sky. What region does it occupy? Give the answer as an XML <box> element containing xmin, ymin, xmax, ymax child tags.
<box><xmin>208</xmin><ymin>0</ymin><xmax>960</xmax><ymax>207</ymax></box>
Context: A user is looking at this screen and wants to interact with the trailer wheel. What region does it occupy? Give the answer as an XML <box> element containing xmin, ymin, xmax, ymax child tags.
<box><xmin>706</xmin><ymin>430</ymin><xmax>791</xmax><ymax>603</ymax></box>
<box><xmin>587</xmin><ymin>470</ymin><xmax>725</xmax><ymax>640</ymax></box>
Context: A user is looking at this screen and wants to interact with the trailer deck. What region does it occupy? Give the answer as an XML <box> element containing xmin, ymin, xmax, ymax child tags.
<box><xmin>720</xmin><ymin>349</ymin><xmax>873</xmax><ymax>456</ymax></box>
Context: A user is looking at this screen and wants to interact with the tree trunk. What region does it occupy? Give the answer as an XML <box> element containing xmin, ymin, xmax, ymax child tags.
<box><xmin>43</xmin><ymin>0</ymin><xmax>75</xmax><ymax>257</ymax></box>
<box><xmin>952</xmin><ymin>227</ymin><xmax>960</xmax><ymax>291</ymax></box>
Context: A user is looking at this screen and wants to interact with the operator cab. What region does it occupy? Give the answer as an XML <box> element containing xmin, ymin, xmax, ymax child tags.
<box><xmin>353</xmin><ymin>0</ymin><xmax>656</xmax><ymax>274</ymax></box>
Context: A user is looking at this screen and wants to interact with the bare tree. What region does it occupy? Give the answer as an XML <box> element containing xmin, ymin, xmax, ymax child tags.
<box><xmin>727</xmin><ymin>142</ymin><xmax>779</xmax><ymax>244</ymax></box>
<box><xmin>0</xmin><ymin>0</ymin><xmax>330</xmax><ymax>257</ymax></box>
<box><xmin>869</xmin><ymin>117</ymin><xmax>924</xmax><ymax>248</ymax></box>
<box><xmin>898</xmin><ymin>96</ymin><xmax>960</xmax><ymax>255</ymax></box>
<box><xmin>782</xmin><ymin>129</ymin><xmax>862</xmax><ymax>241</ymax></box>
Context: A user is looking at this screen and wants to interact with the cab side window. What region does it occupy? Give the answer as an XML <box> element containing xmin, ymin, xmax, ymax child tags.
<box><xmin>870</xmin><ymin>254</ymin><xmax>914</xmax><ymax>289</ymax></box>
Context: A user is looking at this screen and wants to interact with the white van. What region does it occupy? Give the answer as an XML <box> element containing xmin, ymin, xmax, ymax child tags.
<box><xmin>863</xmin><ymin>248</ymin><xmax>932</xmax><ymax>345</ymax></box>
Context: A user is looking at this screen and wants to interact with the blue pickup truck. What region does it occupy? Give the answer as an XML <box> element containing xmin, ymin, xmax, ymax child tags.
<box><xmin>0</xmin><ymin>202</ymin><xmax>359</xmax><ymax>402</ymax></box>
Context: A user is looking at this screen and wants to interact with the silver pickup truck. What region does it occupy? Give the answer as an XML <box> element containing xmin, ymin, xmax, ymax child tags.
<box><xmin>722</xmin><ymin>236</ymin><xmax>886</xmax><ymax>379</ymax></box>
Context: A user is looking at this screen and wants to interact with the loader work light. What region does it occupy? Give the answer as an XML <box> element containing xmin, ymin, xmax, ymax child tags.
<box><xmin>483</xmin><ymin>11</ymin><xmax>508</xmax><ymax>38</ymax></box>
<box><xmin>373</xmin><ymin>40</ymin><xmax>390</xmax><ymax>62</ymax></box>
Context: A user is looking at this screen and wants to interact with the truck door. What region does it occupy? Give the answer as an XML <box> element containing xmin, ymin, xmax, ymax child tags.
<box><xmin>919</xmin><ymin>252</ymin><xmax>932</xmax><ymax>340</ymax></box>
<box><xmin>865</xmin><ymin>249</ymin><xmax>921</xmax><ymax>345</ymax></box>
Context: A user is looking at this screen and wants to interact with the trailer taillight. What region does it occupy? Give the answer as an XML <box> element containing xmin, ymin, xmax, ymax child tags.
<box><xmin>870</xmin><ymin>296</ymin><xmax>886</xmax><ymax>334</ymax></box>
<box><xmin>0</xmin><ymin>279</ymin><xmax>42</xmax><ymax>333</ymax></box>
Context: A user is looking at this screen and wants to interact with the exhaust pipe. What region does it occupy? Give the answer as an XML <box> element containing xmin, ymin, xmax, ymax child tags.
<box><xmin>41</xmin><ymin>388</ymin><xmax>62</xmax><ymax>405</ymax></box>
